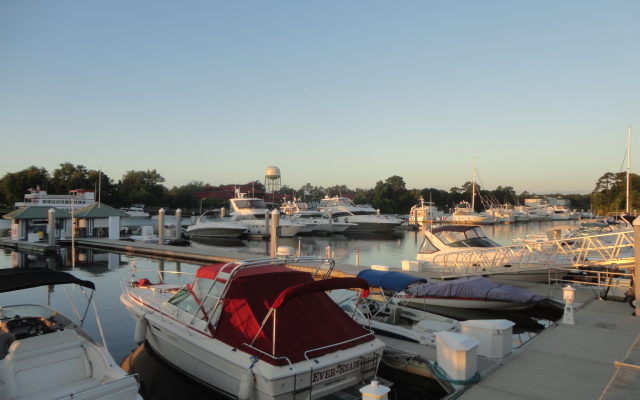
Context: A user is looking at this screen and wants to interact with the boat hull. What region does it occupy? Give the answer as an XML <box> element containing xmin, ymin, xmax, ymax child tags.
<box><xmin>121</xmin><ymin>293</ymin><xmax>383</xmax><ymax>400</ymax></box>
<box><xmin>186</xmin><ymin>226</ymin><xmax>246</xmax><ymax>238</ymax></box>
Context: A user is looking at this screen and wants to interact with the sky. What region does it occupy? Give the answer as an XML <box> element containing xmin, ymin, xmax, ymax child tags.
<box><xmin>1</xmin><ymin>1</ymin><xmax>638</xmax><ymax>195</ymax></box>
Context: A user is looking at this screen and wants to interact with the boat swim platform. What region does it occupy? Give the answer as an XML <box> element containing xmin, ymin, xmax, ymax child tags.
<box><xmin>451</xmin><ymin>295</ymin><xmax>640</xmax><ymax>400</ymax></box>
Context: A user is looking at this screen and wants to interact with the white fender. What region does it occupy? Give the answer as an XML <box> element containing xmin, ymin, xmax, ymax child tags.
<box><xmin>134</xmin><ymin>317</ymin><xmax>148</xmax><ymax>344</ymax></box>
<box><xmin>237</xmin><ymin>368</ymin><xmax>255</xmax><ymax>400</ymax></box>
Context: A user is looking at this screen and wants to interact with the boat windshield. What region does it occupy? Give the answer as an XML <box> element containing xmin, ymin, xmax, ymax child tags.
<box><xmin>434</xmin><ymin>227</ymin><xmax>499</xmax><ymax>248</ymax></box>
<box><xmin>234</xmin><ymin>199</ymin><xmax>265</xmax><ymax>209</ymax></box>
<box><xmin>320</xmin><ymin>198</ymin><xmax>355</xmax><ymax>207</ymax></box>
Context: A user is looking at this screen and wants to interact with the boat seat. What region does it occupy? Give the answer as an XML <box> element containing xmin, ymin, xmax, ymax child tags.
<box><xmin>0</xmin><ymin>329</ymin><xmax>97</xmax><ymax>400</ymax></box>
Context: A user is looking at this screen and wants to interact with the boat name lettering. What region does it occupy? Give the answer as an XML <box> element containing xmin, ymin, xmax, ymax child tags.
<box><xmin>312</xmin><ymin>360</ymin><xmax>360</xmax><ymax>383</ymax></box>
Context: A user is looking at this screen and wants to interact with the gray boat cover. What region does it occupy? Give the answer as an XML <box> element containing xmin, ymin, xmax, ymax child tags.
<box><xmin>404</xmin><ymin>276</ymin><xmax>545</xmax><ymax>303</ymax></box>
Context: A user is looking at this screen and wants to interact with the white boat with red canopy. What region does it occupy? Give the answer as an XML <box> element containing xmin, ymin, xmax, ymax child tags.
<box><xmin>120</xmin><ymin>257</ymin><xmax>384</xmax><ymax>400</ymax></box>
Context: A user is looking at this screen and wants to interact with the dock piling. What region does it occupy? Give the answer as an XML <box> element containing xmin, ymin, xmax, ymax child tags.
<box><xmin>175</xmin><ymin>209</ymin><xmax>182</xmax><ymax>239</ymax></box>
<box><xmin>158</xmin><ymin>208</ymin><xmax>165</xmax><ymax>244</ymax></box>
<box><xmin>270</xmin><ymin>209</ymin><xmax>280</xmax><ymax>257</ymax></box>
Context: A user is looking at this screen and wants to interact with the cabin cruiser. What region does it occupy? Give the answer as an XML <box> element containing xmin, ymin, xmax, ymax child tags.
<box><xmin>408</xmin><ymin>197</ymin><xmax>446</xmax><ymax>226</ymax></box>
<box><xmin>415</xmin><ymin>225</ymin><xmax>563</xmax><ymax>282</ymax></box>
<box><xmin>229</xmin><ymin>194</ymin><xmax>305</xmax><ymax>238</ymax></box>
<box><xmin>0</xmin><ymin>268</ymin><xmax>141</xmax><ymax>400</ymax></box>
<box><xmin>120</xmin><ymin>257</ymin><xmax>385</xmax><ymax>400</ymax></box>
<box><xmin>318</xmin><ymin>196</ymin><xmax>402</xmax><ymax>233</ymax></box>
<box><xmin>186</xmin><ymin>210</ymin><xmax>247</xmax><ymax>238</ymax></box>
<box><xmin>446</xmin><ymin>201</ymin><xmax>495</xmax><ymax>224</ymax></box>
<box><xmin>280</xmin><ymin>201</ymin><xmax>355</xmax><ymax>234</ymax></box>
<box><xmin>120</xmin><ymin>204</ymin><xmax>149</xmax><ymax>218</ymax></box>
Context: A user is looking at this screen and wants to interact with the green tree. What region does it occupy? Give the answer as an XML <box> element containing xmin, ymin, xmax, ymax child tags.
<box><xmin>118</xmin><ymin>170</ymin><xmax>167</xmax><ymax>207</ymax></box>
<box><xmin>51</xmin><ymin>163</ymin><xmax>92</xmax><ymax>193</ymax></box>
<box><xmin>0</xmin><ymin>166</ymin><xmax>50</xmax><ymax>204</ymax></box>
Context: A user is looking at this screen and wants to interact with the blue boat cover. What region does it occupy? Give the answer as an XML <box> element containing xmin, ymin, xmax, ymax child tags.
<box><xmin>356</xmin><ymin>269</ymin><xmax>427</xmax><ymax>292</ymax></box>
<box><xmin>405</xmin><ymin>276</ymin><xmax>545</xmax><ymax>303</ymax></box>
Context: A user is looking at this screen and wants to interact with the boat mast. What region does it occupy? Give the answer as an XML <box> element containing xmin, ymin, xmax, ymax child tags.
<box><xmin>626</xmin><ymin>125</ymin><xmax>632</xmax><ymax>214</ymax></box>
<box><xmin>471</xmin><ymin>160</ymin><xmax>477</xmax><ymax>212</ymax></box>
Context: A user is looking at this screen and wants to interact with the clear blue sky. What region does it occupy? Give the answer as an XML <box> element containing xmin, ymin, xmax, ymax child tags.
<box><xmin>1</xmin><ymin>1</ymin><xmax>638</xmax><ymax>194</ymax></box>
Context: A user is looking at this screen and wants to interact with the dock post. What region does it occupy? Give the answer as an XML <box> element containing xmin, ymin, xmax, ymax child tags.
<box><xmin>270</xmin><ymin>209</ymin><xmax>280</xmax><ymax>257</ymax></box>
<box><xmin>220</xmin><ymin>207</ymin><xmax>225</xmax><ymax>217</ymax></box>
<box><xmin>175</xmin><ymin>209</ymin><xmax>182</xmax><ymax>239</ymax></box>
<box><xmin>325</xmin><ymin>246</ymin><xmax>332</xmax><ymax>259</ymax></box>
<box><xmin>562</xmin><ymin>284</ymin><xmax>576</xmax><ymax>325</ymax></box>
<box><xmin>265</xmin><ymin>208</ymin><xmax>270</xmax><ymax>237</ymax></box>
<box><xmin>158</xmin><ymin>208</ymin><xmax>165</xmax><ymax>244</ymax></box>
<box><xmin>355</xmin><ymin>248</ymin><xmax>360</xmax><ymax>266</ymax></box>
<box><xmin>633</xmin><ymin>217</ymin><xmax>640</xmax><ymax>316</ymax></box>
<box><xmin>48</xmin><ymin>208</ymin><xmax>55</xmax><ymax>246</ymax></box>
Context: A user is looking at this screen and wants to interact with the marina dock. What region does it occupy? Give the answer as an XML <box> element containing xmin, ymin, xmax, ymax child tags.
<box><xmin>453</xmin><ymin>287</ymin><xmax>640</xmax><ymax>400</ymax></box>
<box><xmin>1</xmin><ymin>236</ymin><xmax>639</xmax><ymax>399</ymax></box>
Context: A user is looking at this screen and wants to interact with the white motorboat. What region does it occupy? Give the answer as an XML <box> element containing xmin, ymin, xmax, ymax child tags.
<box><xmin>0</xmin><ymin>268</ymin><xmax>141</xmax><ymax>400</ymax></box>
<box><xmin>356</xmin><ymin>269</ymin><xmax>547</xmax><ymax>312</ymax></box>
<box><xmin>318</xmin><ymin>196</ymin><xmax>402</xmax><ymax>233</ymax></box>
<box><xmin>120</xmin><ymin>204</ymin><xmax>149</xmax><ymax>218</ymax></box>
<box><xmin>120</xmin><ymin>257</ymin><xmax>385</xmax><ymax>400</ymax></box>
<box><xmin>229</xmin><ymin>194</ymin><xmax>305</xmax><ymax>238</ymax></box>
<box><xmin>186</xmin><ymin>210</ymin><xmax>247</xmax><ymax>238</ymax></box>
<box><xmin>330</xmin><ymin>288</ymin><xmax>459</xmax><ymax>378</ymax></box>
<box><xmin>280</xmin><ymin>201</ymin><xmax>355</xmax><ymax>234</ymax></box>
<box><xmin>416</xmin><ymin>225</ymin><xmax>562</xmax><ymax>282</ymax></box>
<box><xmin>446</xmin><ymin>201</ymin><xmax>495</xmax><ymax>225</ymax></box>
<box><xmin>408</xmin><ymin>197</ymin><xmax>446</xmax><ymax>226</ymax></box>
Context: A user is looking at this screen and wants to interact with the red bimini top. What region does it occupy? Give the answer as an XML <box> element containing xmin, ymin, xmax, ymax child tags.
<box><xmin>195</xmin><ymin>263</ymin><xmax>374</xmax><ymax>366</ymax></box>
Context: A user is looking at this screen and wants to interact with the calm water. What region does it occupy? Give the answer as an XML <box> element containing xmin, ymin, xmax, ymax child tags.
<box><xmin>0</xmin><ymin>220</ymin><xmax>578</xmax><ymax>399</ymax></box>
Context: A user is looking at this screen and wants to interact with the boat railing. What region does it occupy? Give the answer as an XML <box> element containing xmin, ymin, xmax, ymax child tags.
<box><xmin>240</xmin><ymin>343</ymin><xmax>294</xmax><ymax>367</ymax></box>
<box><xmin>551</xmin><ymin>267</ymin><xmax>633</xmax><ymax>297</ymax></box>
<box><xmin>427</xmin><ymin>230</ymin><xmax>634</xmax><ymax>279</ymax></box>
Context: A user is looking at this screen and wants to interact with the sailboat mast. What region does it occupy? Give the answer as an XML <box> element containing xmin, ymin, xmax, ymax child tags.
<box><xmin>471</xmin><ymin>160</ymin><xmax>477</xmax><ymax>211</ymax></box>
<box><xmin>626</xmin><ymin>125</ymin><xmax>631</xmax><ymax>214</ymax></box>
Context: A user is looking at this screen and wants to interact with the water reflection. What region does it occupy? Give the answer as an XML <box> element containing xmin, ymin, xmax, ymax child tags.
<box><xmin>121</xmin><ymin>343</ymin><xmax>227</xmax><ymax>400</ymax></box>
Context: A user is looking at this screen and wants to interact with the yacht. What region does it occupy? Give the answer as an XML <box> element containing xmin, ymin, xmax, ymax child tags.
<box><xmin>408</xmin><ymin>197</ymin><xmax>446</xmax><ymax>226</ymax></box>
<box><xmin>119</xmin><ymin>204</ymin><xmax>149</xmax><ymax>218</ymax></box>
<box><xmin>120</xmin><ymin>257</ymin><xmax>385</xmax><ymax>400</ymax></box>
<box><xmin>186</xmin><ymin>210</ymin><xmax>247</xmax><ymax>238</ymax></box>
<box><xmin>317</xmin><ymin>196</ymin><xmax>402</xmax><ymax>233</ymax></box>
<box><xmin>415</xmin><ymin>225</ymin><xmax>562</xmax><ymax>282</ymax></box>
<box><xmin>280</xmin><ymin>201</ymin><xmax>355</xmax><ymax>234</ymax></box>
<box><xmin>229</xmin><ymin>194</ymin><xmax>305</xmax><ymax>238</ymax></box>
<box><xmin>0</xmin><ymin>268</ymin><xmax>141</xmax><ymax>400</ymax></box>
<box><xmin>14</xmin><ymin>187</ymin><xmax>96</xmax><ymax>212</ymax></box>
<box><xmin>446</xmin><ymin>201</ymin><xmax>495</xmax><ymax>224</ymax></box>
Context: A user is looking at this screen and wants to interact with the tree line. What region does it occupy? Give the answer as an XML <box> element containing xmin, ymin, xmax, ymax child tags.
<box><xmin>1</xmin><ymin>163</ymin><xmax>630</xmax><ymax>215</ymax></box>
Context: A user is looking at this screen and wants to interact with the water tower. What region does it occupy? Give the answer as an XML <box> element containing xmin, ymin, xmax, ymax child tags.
<box><xmin>264</xmin><ymin>166</ymin><xmax>281</xmax><ymax>202</ymax></box>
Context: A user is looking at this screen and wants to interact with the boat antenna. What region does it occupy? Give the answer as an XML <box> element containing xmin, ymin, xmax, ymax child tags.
<box><xmin>98</xmin><ymin>168</ymin><xmax>102</xmax><ymax>204</ymax></box>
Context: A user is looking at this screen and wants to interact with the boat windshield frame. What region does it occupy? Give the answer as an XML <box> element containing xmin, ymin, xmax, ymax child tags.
<box><xmin>434</xmin><ymin>226</ymin><xmax>500</xmax><ymax>248</ymax></box>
